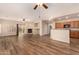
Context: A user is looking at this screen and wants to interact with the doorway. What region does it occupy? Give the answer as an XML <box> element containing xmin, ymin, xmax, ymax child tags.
<box><xmin>16</xmin><ymin>24</ymin><xmax>19</xmax><ymax>36</ymax></box>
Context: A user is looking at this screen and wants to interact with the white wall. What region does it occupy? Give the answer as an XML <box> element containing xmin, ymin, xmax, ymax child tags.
<box><xmin>40</xmin><ymin>20</ymin><xmax>49</xmax><ymax>36</ymax></box>
<box><xmin>51</xmin><ymin>22</ymin><xmax>55</xmax><ymax>29</ymax></box>
<box><xmin>42</xmin><ymin>22</ymin><xmax>49</xmax><ymax>35</ymax></box>
<box><xmin>39</xmin><ymin>21</ymin><xmax>42</xmax><ymax>36</ymax></box>
<box><xmin>0</xmin><ymin>24</ymin><xmax>1</xmax><ymax>35</ymax></box>
<box><xmin>0</xmin><ymin>22</ymin><xmax>17</xmax><ymax>36</ymax></box>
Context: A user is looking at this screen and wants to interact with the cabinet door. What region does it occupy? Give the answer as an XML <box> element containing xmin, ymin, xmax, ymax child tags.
<box><xmin>71</xmin><ymin>21</ymin><xmax>79</xmax><ymax>28</ymax></box>
<box><xmin>74</xmin><ymin>21</ymin><xmax>79</xmax><ymax>28</ymax></box>
<box><xmin>75</xmin><ymin>31</ymin><xmax>79</xmax><ymax>39</ymax></box>
<box><xmin>55</xmin><ymin>23</ymin><xmax>59</xmax><ymax>28</ymax></box>
<box><xmin>55</xmin><ymin>23</ymin><xmax>63</xmax><ymax>28</ymax></box>
<box><xmin>70</xmin><ymin>21</ymin><xmax>74</xmax><ymax>28</ymax></box>
<box><xmin>70</xmin><ymin>31</ymin><xmax>79</xmax><ymax>39</ymax></box>
<box><xmin>70</xmin><ymin>31</ymin><xmax>75</xmax><ymax>38</ymax></box>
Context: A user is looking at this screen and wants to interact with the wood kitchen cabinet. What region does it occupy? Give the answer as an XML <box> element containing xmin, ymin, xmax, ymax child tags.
<box><xmin>55</xmin><ymin>21</ymin><xmax>79</xmax><ymax>28</ymax></box>
<box><xmin>70</xmin><ymin>21</ymin><xmax>74</xmax><ymax>28</ymax></box>
<box><xmin>74</xmin><ymin>21</ymin><xmax>79</xmax><ymax>28</ymax></box>
<box><xmin>70</xmin><ymin>31</ymin><xmax>79</xmax><ymax>39</ymax></box>
<box><xmin>55</xmin><ymin>21</ymin><xmax>79</xmax><ymax>39</ymax></box>
<box><xmin>55</xmin><ymin>22</ymin><xmax>71</xmax><ymax>29</ymax></box>
<box><xmin>71</xmin><ymin>21</ymin><xmax>79</xmax><ymax>28</ymax></box>
<box><xmin>55</xmin><ymin>23</ymin><xmax>64</xmax><ymax>28</ymax></box>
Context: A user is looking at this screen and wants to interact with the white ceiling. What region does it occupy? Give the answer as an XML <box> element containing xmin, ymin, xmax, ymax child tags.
<box><xmin>0</xmin><ymin>3</ymin><xmax>79</xmax><ymax>21</ymax></box>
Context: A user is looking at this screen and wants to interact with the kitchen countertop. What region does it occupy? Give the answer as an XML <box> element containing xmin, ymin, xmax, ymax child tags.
<box><xmin>52</xmin><ymin>28</ymin><xmax>79</xmax><ymax>31</ymax></box>
<box><xmin>70</xmin><ymin>29</ymin><xmax>79</xmax><ymax>31</ymax></box>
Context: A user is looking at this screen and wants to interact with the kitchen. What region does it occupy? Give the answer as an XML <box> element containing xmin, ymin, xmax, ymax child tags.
<box><xmin>50</xmin><ymin>14</ymin><xmax>79</xmax><ymax>44</ymax></box>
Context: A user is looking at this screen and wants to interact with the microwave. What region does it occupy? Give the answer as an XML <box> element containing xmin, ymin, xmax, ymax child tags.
<box><xmin>64</xmin><ymin>24</ymin><xmax>70</xmax><ymax>28</ymax></box>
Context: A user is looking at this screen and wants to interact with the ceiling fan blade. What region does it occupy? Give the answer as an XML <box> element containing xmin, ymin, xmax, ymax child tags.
<box><xmin>33</xmin><ymin>5</ymin><xmax>38</xmax><ymax>10</ymax></box>
<box><xmin>42</xmin><ymin>4</ymin><xmax>48</xmax><ymax>9</ymax></box>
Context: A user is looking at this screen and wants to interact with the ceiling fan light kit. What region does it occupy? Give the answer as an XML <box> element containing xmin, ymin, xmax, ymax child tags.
<box><xmin>33</xmin><ymin>3</ymin><xmax>48</xmax><ymax>10</ymax></box>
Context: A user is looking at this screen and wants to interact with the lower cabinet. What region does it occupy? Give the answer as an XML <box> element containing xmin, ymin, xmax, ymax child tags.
<box><xmin>70</xmin><ymin>30</ymin><xmax>79</xmax><ymax>39</ymax></box>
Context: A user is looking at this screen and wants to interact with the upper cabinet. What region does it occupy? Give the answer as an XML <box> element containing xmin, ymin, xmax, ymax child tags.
<box><xmin>74</xmin><ymin>21</ymin><xmax>79</xmax><ymax>28</ymax></box>
<box><xmin>70</xmin><ymin>21</ymin><xmax>79</xmax><ymax>28</ymax></box>
<box><xmin>55</xmin><ymin>21</ymin><xmax>79</xmax><ymax>29</ymax></box>
<box><xmin>55</xmin><ymin>23</ymin><xmax>64</xmax><ymax>29</ymax></box>
<box><xmin>70</xmin><ymin>21</ymin><xmax>74</xmax><ymax>28</ymax></box>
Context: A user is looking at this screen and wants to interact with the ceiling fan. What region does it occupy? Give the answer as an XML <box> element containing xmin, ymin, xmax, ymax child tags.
<box><xmin>33</xmin><ymin>3</ymin><xmax>48</xmax><ymax>10</ymax></box>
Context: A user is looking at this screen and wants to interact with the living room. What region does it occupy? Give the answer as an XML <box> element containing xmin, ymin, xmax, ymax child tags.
<box><xmin>0</xmin><ymin>3</ymin><xmax>79</xmax><ymax>55</ymax></box>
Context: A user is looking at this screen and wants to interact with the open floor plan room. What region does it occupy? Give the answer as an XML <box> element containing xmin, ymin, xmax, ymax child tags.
<box><xmin>0</xmin><ymin>3</ymin><xmax>79</xmax><ymax>55</ymax></box>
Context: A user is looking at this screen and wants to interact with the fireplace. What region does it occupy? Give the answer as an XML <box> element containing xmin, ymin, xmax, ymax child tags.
<box><xmin>28</xmin><ymin>29</ymin><xmax>32</xmax><ymax>33</ymax></box>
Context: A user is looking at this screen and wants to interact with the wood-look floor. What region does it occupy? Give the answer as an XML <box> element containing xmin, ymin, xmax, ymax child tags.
<box><xmin>0</xmin><ymin>34</ymin><xmax>79</xmax><ymax>55</ymax></box>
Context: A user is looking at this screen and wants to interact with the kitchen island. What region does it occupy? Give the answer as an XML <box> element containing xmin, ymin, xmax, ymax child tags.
<box><xmin>50</xmin><ymin>29</ymin><xmax>70</xmax><ymax>43</ymax></box>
